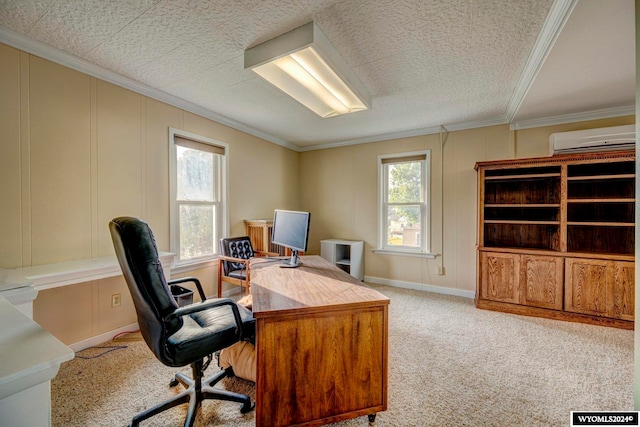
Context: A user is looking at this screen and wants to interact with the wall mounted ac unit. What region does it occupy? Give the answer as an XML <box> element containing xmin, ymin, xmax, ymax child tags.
<box><xmin>549</xmin><ymin>124</ymin><xmax>635</xmax><ymax>155</ymax></box>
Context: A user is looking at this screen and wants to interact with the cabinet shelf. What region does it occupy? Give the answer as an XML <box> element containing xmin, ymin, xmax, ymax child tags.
<box><xmin>567</xmin><ymin>221</ymin><xmax>634</xmax><ymax>227</ymax></box>
<box><xmin>567</xmin><ymin>173</ymin><xmax>635</xmax><ymax>180</ymax></box>
<box><xmin>484</xmin><ymin>204</ymin><xmax>560</xmax><ymax>208</ymax></box>
<box><xmin>485</xmin><ymin>173</ymin><xmax>561</xmax><ymax>180</ymax></box>
<box><xmin>485</xmin><ymin>220</ymin><xmax>559</xmax><ymax>225</ymax></box>
<box><xmin>568</xmin><ymin>198</ymin><xmax>635</xmax><ymax>203</ymax></box>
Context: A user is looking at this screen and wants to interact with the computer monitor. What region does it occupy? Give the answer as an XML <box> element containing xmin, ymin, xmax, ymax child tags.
<box><xmin>271</xmin><ymin>209</ymin><xmax>311</xmax><ymax>268</ymax></box>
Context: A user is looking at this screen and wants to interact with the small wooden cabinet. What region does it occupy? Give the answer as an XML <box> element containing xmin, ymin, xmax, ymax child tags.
<box><xmin>476</xmin><ymin>150</ymin><xmax>634</xmax><ymax>329</ymax></box>
<box><xmin>244</xmin><ymin>219</ymin><xmax>301</xmax><ymax>257</ymax></box>
<box><xmin>244</xmin><ymin>219</ymin><xmax>281</xmax><ymax>255</ymax></box>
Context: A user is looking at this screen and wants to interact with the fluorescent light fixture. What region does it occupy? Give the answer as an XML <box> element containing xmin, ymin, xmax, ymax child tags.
<box><xmin>244</xmin><ymin>22</ymin><xmax>371</xmax><ymax>118</ymax></box>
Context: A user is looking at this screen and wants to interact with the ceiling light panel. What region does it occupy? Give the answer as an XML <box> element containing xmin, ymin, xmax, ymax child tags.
<box><xmin>245</xmin><ymin>22</ymin><xmax>371</xmax><ymax>118</ymax></box>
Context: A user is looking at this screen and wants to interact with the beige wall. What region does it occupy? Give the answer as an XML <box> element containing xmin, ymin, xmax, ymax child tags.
<box><xmin>300</xmin><ymin>116</ymin><xmax>634</xmax><ymax>294</ymax></box>
<box><xmin>0</xmin><ymin>43</ymin><xmax>299</xmax><ymax>345</ymax></box>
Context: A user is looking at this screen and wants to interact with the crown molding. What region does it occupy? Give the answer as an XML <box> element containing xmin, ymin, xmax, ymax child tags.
<box><xmin>509</xmin><ymin>105</ymin><xmax>635</xmax><ymax>130</ymax></box>
<box><xmin>504</xmin><ymin>0</ymin><xmax>579</xmax><ymax>122</ymax></box>
<box><xmin>0</xmin><ymin>25</ymin><xmax>299</xmax><ymax>151</ymax></box>
<box><xmin>298</xmin><ymin>117</ymin><xmax>508</xmax><ymax>152</ymax></box>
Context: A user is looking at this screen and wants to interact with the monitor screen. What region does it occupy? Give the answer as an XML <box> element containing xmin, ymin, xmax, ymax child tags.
<box><xmin>272</xmin><ymin>210</ymin><xmax>310</xmax><ymax>268</ymax></box>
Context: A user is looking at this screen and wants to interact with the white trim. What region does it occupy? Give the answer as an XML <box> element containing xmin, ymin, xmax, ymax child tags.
<box><xmin>510</xmin><ymin>105</ymin><xmax>636</xmax><ymax>130</ymax></box>
<box><xmin>504</xmin><ymin>0</ymin><xmax>579</xmax><ymax>122</ymax></box>
<box><xmin>0</xmin><ymin>26</ymin><xmax>297</xmax><ymax>152</ymax></box>
<box><xmin>298</xmin><ymin>118</ymin><xmax>507</xmax><ymax>152</ymax></box>
<box><xmin>170</xmin><ymin>258</ymin><xmax>218</xmax><ymax>275</ymax></box>
<box><xmin>220</xmin><ymin>288</ymin><xmax>243</xmax><ymax>298</ymax></box>
<box><xmin>69</xmin><ymin>322</ymin><xmax>139</xmax><ymax>352</ymax></box>
<box><xmin>372</xmin><ymin>249</ymin><xmax>437</xmax><ymax>259</ymax></box>
<box><xmin>365</xmin><ymin>275</ymin><xmax>475</xmax><ymax>299</ymax></box>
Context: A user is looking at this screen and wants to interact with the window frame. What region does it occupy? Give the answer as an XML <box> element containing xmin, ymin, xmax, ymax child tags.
<box><xmin>376</xmin><ymin>150</ymin><xmax>435</xmax><ymax>258</ymax></box>
<box><xmin>169</xmin><ymin>127</ymin><xmax>229</xmax><ymax>268</ymax></box>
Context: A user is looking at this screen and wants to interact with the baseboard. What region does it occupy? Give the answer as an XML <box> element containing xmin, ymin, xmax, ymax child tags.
<box><xmin>69</xmin><ymin>322</ymin><xmax>139</xmax><ymax>352</ymax></box>
<box><xmin>364</xmin><ymin>276</ymin><xmax>476</xmax><ymax>299</ymax></box>
<box><xmin>221</xmin><ymin>288</ymin><xmax>242</xmax><ymax>298</ymax></box>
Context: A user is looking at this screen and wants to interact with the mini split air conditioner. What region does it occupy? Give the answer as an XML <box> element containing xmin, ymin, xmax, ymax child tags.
<box><xmin>548</xmin><ymin>124</ymin><xmax>635</xmax><ymax>155</ymax></box>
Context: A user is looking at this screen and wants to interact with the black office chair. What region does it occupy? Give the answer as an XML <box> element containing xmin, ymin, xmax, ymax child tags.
<box><xmin>217</xmin><ymin>236</ymin><xmax>265</xmax><ymax>297</ymax></box>
<box><xmin>109</xmin><ymin>217</ymin><xmax>255</xmax><ymax>427</ymax></box>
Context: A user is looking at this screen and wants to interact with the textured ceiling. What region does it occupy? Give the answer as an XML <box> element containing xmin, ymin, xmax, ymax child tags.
<box><xmin>0</xmin><ymin>0</ymin><xmax>634</xmax><ymax>150</ymax></box>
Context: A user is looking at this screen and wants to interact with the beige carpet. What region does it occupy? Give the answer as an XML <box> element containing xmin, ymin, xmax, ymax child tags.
<box><xmin>51</xmin><ymin>285</ymin><xmax>633</xmax><ymax>426</ymax></box>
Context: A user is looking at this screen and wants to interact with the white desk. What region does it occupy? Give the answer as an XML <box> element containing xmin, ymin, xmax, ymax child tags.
<box><xmin>6</xmin><ymin>252</ymin><xmax>175</xmax><ymax>291</ymax></box>
<box><xmin>0</xmin><ymin>252</ymin><xmax>175</xmax><ymax>316</ymax></box>
<box><xmin>0</xmin><ymin>295</ymin><xmax>74</xmax><ymax>426</ymax></box>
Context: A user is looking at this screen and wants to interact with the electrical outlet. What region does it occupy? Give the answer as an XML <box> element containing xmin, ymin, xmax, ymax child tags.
<box><xmin>111</xmin><ymin>293</ymin><xmax>121</xmax><ymax>307</ymax></box>
<box><xmin>437</xmin><ymin>266</ymin><xmax>445</xmax><ymax>275</ymax></box>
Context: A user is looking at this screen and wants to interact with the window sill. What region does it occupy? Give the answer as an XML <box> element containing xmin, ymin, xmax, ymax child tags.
<box><xmin>372</xmin><ymin>249</ymin><xmax>438</xmax><ymax>259</ymax></box>
<box><xmin>171</xmin><ymin>257</ymin><xmax>218</xmax><ymax>275</ymax></box>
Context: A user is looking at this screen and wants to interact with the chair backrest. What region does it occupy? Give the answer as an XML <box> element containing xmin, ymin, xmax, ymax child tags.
<box><xmin>219</xmin><ymin>236</ymin><xmax>255</xmax><ymax>275</ymax></box>
<box><xmin>109</xmin><ymin>216</ymin><xmax>181</xmax><ymax>365</ymax></box>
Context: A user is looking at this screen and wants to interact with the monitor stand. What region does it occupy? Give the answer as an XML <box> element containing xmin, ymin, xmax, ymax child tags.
<box><xmin>280</xmin><ymin>250</ymin><xmax>301</xmax><ymax>268</ymax></box>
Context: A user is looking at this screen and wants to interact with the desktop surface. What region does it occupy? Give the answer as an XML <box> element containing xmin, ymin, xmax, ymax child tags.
<box><xmin>250</xmin><ymin>255</ymin><xmax>389</xmax><ymax>317</ymax></box>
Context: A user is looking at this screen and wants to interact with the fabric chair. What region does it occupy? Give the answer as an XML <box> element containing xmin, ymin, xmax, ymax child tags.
<box><xmin>218</xmin><ymin>236</ymin><xmax>265</xmax><ymax>297</ymax></box>
<box><xmin>109</xmin><ymin>217</ymin><xmax>255</xmax><ymax>427</ymax></box>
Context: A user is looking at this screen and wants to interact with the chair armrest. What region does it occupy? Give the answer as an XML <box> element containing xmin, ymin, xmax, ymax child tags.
<box><xmin>166</xmin><ymin>297</ymin><xmax>243</xmax><ymax>338</ymax></box>
<box><xmin>168</xmin><ymin>276</ymin><xmax>206</xmax><ymax>301</ymax></box>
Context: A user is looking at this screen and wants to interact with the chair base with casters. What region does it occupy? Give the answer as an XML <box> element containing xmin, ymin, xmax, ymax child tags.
<box><xmin>131</xmin><ymin>357</ymin><xmax>253</xmax><ymax>427</ymax></box>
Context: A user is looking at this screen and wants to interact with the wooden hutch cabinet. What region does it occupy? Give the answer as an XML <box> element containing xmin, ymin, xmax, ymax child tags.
<box><xmin>475</xmin><ymin>150</ymin><xmax>635</xmax><ymax>329</ymax></box>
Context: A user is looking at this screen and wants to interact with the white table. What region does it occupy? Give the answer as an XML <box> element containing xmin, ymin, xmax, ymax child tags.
<box><xmin>0</xmin><ymin>295</ymin><xmax>74</xmax><ymax>426</ymax></box>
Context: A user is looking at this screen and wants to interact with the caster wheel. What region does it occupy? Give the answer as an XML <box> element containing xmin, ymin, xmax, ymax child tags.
<box><xmin>169</xmin><ymin>377</ymin><xmax>179</xmax><ymax>387</ymax></box>
<box><xmin>240</xmin><ymin>400</ymin><xmax>255</xmax><ymax>414</ymax></box>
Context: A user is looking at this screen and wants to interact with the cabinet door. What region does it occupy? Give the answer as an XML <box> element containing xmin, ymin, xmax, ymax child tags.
<box><xmin>611</xmin><ymin>261</ymin><xmax>634</xmax><ymax>321</ymax></box>
<box><xmin>520</xmin><ymin>255</ymin><xmax>563</xmax><ymax>310</ymax></box>
<box><xmin>480</xmin><ymin>252</ymin><xmax>520</xmax><ymax>304</ymax></box>
<box><xmin>565</xmin><ymin>258</ymin><xmax>612</xmax><ymax>317</ymax></box>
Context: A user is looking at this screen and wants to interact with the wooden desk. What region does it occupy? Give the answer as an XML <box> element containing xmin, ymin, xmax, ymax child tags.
<box><xmin>250</xmin><ymin>256</ymin><xmax>389</xmax><ymax>427</ymax></box>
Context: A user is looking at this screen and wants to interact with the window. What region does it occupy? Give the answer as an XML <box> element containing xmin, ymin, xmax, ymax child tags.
<box><xmin>377</xmin><ymin>151</ymin><xmax>432</xmax><ymax>256</ymax></box>
<box><xmin>169</xmin><ymin>128</ymin><xmax>228</xmax><ymax>265</ymax></box>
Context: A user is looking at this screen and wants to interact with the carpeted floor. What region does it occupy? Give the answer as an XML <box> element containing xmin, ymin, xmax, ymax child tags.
<box><xmin>51</xmin><ymin>285</ymin><xmax>633</xmax><ymax>426</ymax></box>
